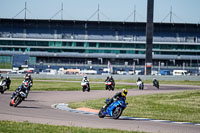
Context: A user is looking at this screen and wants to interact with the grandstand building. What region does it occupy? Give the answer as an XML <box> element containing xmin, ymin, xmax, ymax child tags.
<box><xmin>0</xmin><ymin>18</ymin><xmax>200</xmax><ymax>73</ymax></box>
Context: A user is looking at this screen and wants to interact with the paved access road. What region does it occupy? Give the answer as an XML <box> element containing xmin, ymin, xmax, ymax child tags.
<box><xmin>0</xmin><ymin>84</ymin><xmax>200</xmax><ymax>133</ymax></box>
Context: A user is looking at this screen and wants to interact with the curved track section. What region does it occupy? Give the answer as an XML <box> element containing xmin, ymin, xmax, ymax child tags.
<box><xmin>0</xmin><ymin>85</ymin><xmax>200</xmax><ymax>133</ymax></box>
<box><xmin>53</xmin><ymin>103</ymin><xmax>200</xmax><ymax>126</ymax></box>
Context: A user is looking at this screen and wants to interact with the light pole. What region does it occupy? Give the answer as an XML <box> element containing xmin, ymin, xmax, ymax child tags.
<box><xmin>145</xmin><ymin>0</ymin><xmax>154</xmax><ymax>75</ymax></box>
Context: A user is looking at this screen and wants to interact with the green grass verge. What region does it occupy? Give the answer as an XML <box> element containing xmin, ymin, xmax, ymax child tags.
<box><xmin>69</xmin><ymin>90</ymin><xmax>200</xmax><ymax>123</ymax></box>
<box><xmin>6</xmin><ymin>77</ymin><xmax>200</xmax><ymax>91</ymax></box>
<box><xmin>0</xmin><ymin>63</ymin><xmax>12</xmax><ymax>69</ymax></box>
<box><xmin>0</xmin><ymin>121</ymin><xmax>145</xmax><ymax>133</ymax></box>
<box><xmin>9</xmin><ymin>79</ymin><xmax>137</xmax><ymax>91</ymax></box>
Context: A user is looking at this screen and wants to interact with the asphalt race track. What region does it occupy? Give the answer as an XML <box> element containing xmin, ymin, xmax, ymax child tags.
<box><xmin>0</xmin><ymin>84</ymin><xmax>200</xmax><ymax>133</ymax></box>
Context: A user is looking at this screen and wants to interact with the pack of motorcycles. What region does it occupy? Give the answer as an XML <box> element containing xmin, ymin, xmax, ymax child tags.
<box><xmin>1</xmin><ymin>77</ymin><xmax>159</xmax><ymax>119</ymax></box>
<box><xmin>82</xmin><ymin>78</ymin><xmax>159</xmax><ymax>119</ymax></box>
<box><xmin>0</xmin><ymin>77</ymin><xmax>31</xmax><ymax>107</ymax></box>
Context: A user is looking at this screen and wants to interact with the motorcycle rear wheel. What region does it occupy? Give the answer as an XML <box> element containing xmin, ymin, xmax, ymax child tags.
<box><xmin>112</xmin><ymin>107</ymin><xmax>123</xmax><ymax>119</ymax></box>
<box><xmin>112</xmin><ymin>87</ymin><xmax>114</xmax><ymax>91</ymax></box>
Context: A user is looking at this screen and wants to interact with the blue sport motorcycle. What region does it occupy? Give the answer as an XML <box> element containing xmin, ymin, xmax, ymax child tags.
<box><xmin>98</xmin><ymin>97</ymin><xmax>128</xmax><ymax>119</ymax></box>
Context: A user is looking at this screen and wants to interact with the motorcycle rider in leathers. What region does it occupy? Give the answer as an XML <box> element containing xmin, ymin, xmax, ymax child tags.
<box><xmin>82</xmin><ymin>76</ymin><xmax>90</xmax><ymax>89</ymax></box>
<box><xmin>1</xmin><ymin>76</ymin><xmax>11</xmax><ymax>90</ymax></box>
<box><xmin>103</xmin><ymin>89</ymin><xmax>128</xmax><ymax>110</ymax></box>
<box><xmin>24</xmin><ymin>74</ymin><xmax>33</xmax><ymax>97</ymax></box>
<box><xmin>11</xmin><ymin>79</ymin><xmax>29</xmax><ymax>99</ymax></box>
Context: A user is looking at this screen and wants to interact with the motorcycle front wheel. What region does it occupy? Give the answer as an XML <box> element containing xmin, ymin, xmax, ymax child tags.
<box><xmin>82</xmin><ymin>87</ymin><xmax>85</xmax><ymax>92</ymax></box>
<box><xmin>13</xmin><ymin>97</ymin><xmax>22</xmax><ymax>107</ymax></box>
<box><xmin>112</xmin><ymin>107</ymin><xmax>123</xmax><ymax>119</ymax></box>
<box><xmin>157</xmin><ymin>85</ymin><xmax>159</xmax><ymax>89</ymax></box>
<box><xmin>98</xmin><ymin>108</ymin><xmax>106</xmax><ymax>118</ymax></box>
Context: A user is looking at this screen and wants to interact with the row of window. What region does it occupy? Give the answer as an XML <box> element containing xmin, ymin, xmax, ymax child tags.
<box><xmin>0</xmin><ymin>40</ymin><xmax>200</xmax><ymax>55</ymax></box>
<box><xmin>0</xmin><ymin>56</ymin><xmax>12</xmax><ymax>63</ymax></box>
<box><xmin>1</xmin><ymin>40</ymin><xmax>200</xmax><ymax>50</ymax></box>
<box><xmin>0</xmin><ymin>47</ymin><xmax>145</xmax><ymax>54</ymax></box>
<box><xmin>1</xmin><ymin>47</ymin><xmax>200</xmax><ymax>56</ymax></box>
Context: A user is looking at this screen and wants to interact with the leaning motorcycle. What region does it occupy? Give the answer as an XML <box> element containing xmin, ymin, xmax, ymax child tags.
<box><xmin>105</xmin><ymin>81</ymin><xmax>114</xmax><ymax>91</ymax></box>
<box><xmin>81</xmin><ymin>81</ymin><xmax>90</xmax><ymax>92</ymax></box>
<box><xmin>10</xmin><ymin>86</ymin><xmax>27</xmax><ymax>107</ymax></box>
<box><xmin>153</xmin><ymin>80</ymin><xmax>159</xmax><ymax>89</ymax></box>
<box><xmin>0</xmin><ymin>80</ymin><xmax>7</xmax><ymax>94</ymax></box>
<box><xmin>137</xmin><ymin>81</ymin><xmax>144</xmax><ymax>90</ymax></box>
<box><xmin>98</xmin><ymin>97</ymin><xmax>128</xmax><ymax>119</ymax></box>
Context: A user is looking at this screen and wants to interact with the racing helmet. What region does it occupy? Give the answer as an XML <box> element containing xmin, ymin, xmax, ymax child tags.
<box><xmin>122</xmin><ymin>88</ymin><xmax>128</xmax><ymax>97</ymax></box>
<box><xmin>28</xmin><ymin>74</ymin><xmax>31</xmax><ymax>78</ymax></box>
<box><xmin>6</xmin><ymin>76</ymin><xmax>9</xmax><ymax>80</ymax></box>
<box><xmin>23</xmin><ymin>81</ymin><xmax>29</xmax><ymax>88</ymax></box>
<box><xmin>25</xmin><ymin>76</ymin><xmax>29</xmax><ymax>80</ymax></box>
<box><xmin>84</xmin><ymin>76</ymin><xmax>87</xmax><ymax>79</ymax></box>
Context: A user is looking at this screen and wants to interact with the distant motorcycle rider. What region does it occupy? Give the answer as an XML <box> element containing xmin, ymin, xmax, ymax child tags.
<box><xmin>103</xmin><ymin>88</ymin><xmax>128</xmax><ymax>110</ymax></box>
<box><xmin>136</xmin><ymin>77</ymin><xmax>144</xmax><ymax>90</ymax></box>
<box><xmin>137</xmin><ymin>77</ymin><xmax>142</xmax><ymax>82</ymax></box>
<box><xmin>24</xmin><ymin>73</ymin><xmax>33</xmax><ymax>95</ymax></box>
<box><xmin>5</xmin><ymin>76</ymin><xmax>11</xmax><ymax>90</ymax></box>
<box><xmin>105</xmin><ymin>76</ymin><xmax>115</xmax><ymax>89</ymax></box>
<box><xmin>82</xmin><ymin>76</ymin><xmax>90</xmax><ymax>89</ymax></box>
<box><xmin>24</xmin><ymin>73</ymin><xmax>33</xmax><ymax>85</ymax></box>
<box><xmin>11</xmin><ymin>79</ymin><xmax>30</xmax><ymax>99</ymax></box>
<box><xmin>109</xmin><ymin>76</ymin><xmax>115</xmax><ymax>88</ymax></box>
<box><xmin>105</xmin><ymin>76</ymin><xmax>109</xmax><ymax>82</ymax></box>
<box><xmin>153</xmin><ymin>78</ymin><xmax>158</xmax><ymax>84</ymax></box>
<box><xmin>153</xmin><ymin>78</ymin><xmax>159</xmax><ymax>89</ymax></box>
<box><xmin>136</xmin><ymin>77</ymin><xmax>143</xmax><ymax>85</ymax></box>
<box><xmin>0</xmin><ymin>76</ymin><xmax>11</xmax><ymax>90</ymax></box>
<box><xmin>12</xmin><ymin>73</ymin><xmax>33</xmax><ymax>98</ymax></box>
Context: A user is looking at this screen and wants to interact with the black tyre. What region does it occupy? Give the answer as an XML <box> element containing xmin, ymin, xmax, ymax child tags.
<box><xmin>13</xmin><ymin>97</ymin><xmax>22</xmax><ymax>107</ymax></box>
<box><xmin>82</xmin><ymin>87</ymin><xmax>85</xmax><ymax>92</ymax></box>
<box><xmin>139</xmin><ymin>85</ymin><xmax>142</xmax><ymax>90</ymax></box>
<box><xmin>105</xmin><ymin>86</ymin><xmax>108</xmax><ymax>90</ymax></box>
<box><xmin>108</xmin><ymin>86</ymin><xmax>111</xmax><ymax>91</ymax></box>
<box><xmin>98</xmin><ymin>108</ymin><xmax>106</xmax><ymax>118</ymax></box>
<box><xmin>112</xmin><ymin>86</ymin><xmax>114</xmax><ymax>91</ymax></box>
<box><xmin>9</xmin><ymin>102</ymin><xmax>13</xmax><ymax>106</ymax></box>
<box><xmin>112</xmin><ymin>107</ymin><xmax>123</xmax><ymax>119</ymax></box>
<box><xmin>0</xmin><ymin>91</ymin><xmax>4</xmax><ymax>94</ymax></box>
<box><xmin>140</xmin><ymin>84</ymin><xmax>144</xmax><ymax>90</ymax></box>
<box><xmin>157</xmin><ymin>85</ymin><xmax>159</xmax><ymax>89</ymax></box>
